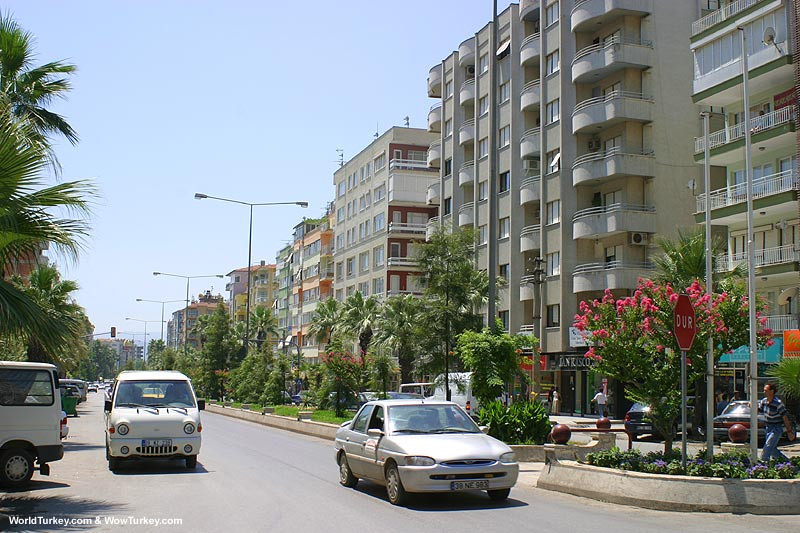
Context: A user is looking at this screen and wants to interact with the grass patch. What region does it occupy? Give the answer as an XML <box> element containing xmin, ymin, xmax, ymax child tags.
<box><xmin>270</xmin><ymin>405</ymin><xmax>352</xmax><ymax>425</ymax></box>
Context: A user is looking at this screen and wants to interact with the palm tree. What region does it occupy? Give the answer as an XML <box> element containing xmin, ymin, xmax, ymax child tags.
<box><xmin>0</xmin><ymin>12</ymin><xmax>78</xmax><ymax>148</ymax></box>
<box><xmin>652</xmin><ymin>229</ymin><xmax>743</xmax><ymax>291</ymax></box>
<box><xmin>250</xmin><ymin>306</ymin><xmax>278</xmax><ymax>348</ymax></box>
<box><xmin>0</xmin><ymin>112</ymin><xmax>94</xmax><ymax>354</ymax></box>
<box><xmin>375</xmin><ymin>294</ymin><xmax>421</xmax><ymax>383</ymax></box>
<box><xmin>342</xmin><ymin>291</ymin><xmax>381</xmax><ymax>356</ymax></box>
<box><xmin>768</xmin><ymin>357</ymin><xmax>800</xmax><ymax>401</ymax></box>
<box><xmin>307</xmin><ymin>297</ymin><xmax>341</xmax><ymax>346</ymax></box>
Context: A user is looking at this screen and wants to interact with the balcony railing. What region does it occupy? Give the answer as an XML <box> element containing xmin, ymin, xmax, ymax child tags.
<box><xmin>696</xmin><ymin>169</ymin><xmax>798</xmax><ymax>212</ymax></box>
<box><xmin>715</xmin><ymin>244</ymin><xmax>800</xmax><ymax>272</ymax></box>
<box><xmin>387</xmin><ymin>257</ymin><xmax>419</xmax><ymax>268</ymax></box>
<box><xmin>692</xmin><ymin>0</ymin><xmax>760</xmax><ymax>36</ymax></box>
<box><xmin>695</xmin><ymin>106</ymin><xmax>797</xmax><ymax>153</ymax></box>
<box><xmin>573</xmin><ymin>90</ymin><xmax>652</xmax><ymax>113</ymax></box>
<box><xmin>573</xmin><ymin>146</ymin><xmax>654</xmax><ymax>167</ymax></box>
<box><xmin>572</xmin><ymin>203</ymin><xmax>655</xmax><ymax>221</ymax></box>
<box><xmin>389</xmin><ymin>158</ymin><xmax>429</xmax><ymax>171</ymax></box>
<box><xmin>765</xmin><ymin>315</ymin><xmax>798</xmax><ymax>333</ymax></box>
<box><xmin>388</xmin><ymin>222</ymin><xmax>427</xmax><ymax>234</ymax></box>
<box><xmin>573</xmin><ymin>261</ymin><xmax>655</xmax><ymax>275</ymax></box>
<box><xmin>573</xmin><ymin>36</ymin><xmax>653</xmax><ymax>63</ymax></box>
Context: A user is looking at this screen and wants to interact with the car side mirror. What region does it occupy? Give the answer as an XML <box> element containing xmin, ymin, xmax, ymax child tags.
<box><xmin>367</xmin><ymin>428</ymin><xmax>383</xmax><ymax>438</ymax></box>
<box><xmin>104</xmin><ymin>400</ymin><xmax>112</xmax><ymax>412</ymax></box>
<box><xmin>479</xmin><ymin>425</ymin><xmax>489</xmax><ymax>434</ymax></box>
<box><xmin>197</xmin><ymin>399</ymin><xmax>205</xmax><ymax>411</ymax></box>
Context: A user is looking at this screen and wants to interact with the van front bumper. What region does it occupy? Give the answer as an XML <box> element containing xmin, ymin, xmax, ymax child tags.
<box><xmin>108</xmin><ymin>436</ymin><xmax>201</xmax><ymax>458</ymax></box>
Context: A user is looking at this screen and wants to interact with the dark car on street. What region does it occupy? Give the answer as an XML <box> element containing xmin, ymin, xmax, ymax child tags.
<box><xmin>712</xmin><ymin>400</ymin><xmax>797</xmax><ymax>443</ymax></box>
<box><xmin>624</xmin><ymin>402</ymin><xmax>696</xmax><ymax>440</ymax></box>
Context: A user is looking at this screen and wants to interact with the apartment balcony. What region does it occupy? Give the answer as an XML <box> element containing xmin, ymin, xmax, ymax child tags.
<box><xmin>520</xmin><ymin>80</ymin><xmax>541</xmax><ymax>112</ymax></box>
<box><xmin>692</xmin><ymin>0</ymin><xmax>764</xmax><ymax>37</ymax></box>
<box><xmin>694</xmin><ymin>106</ymin><xmax>797</xmax><ymax>166</ymax></box>
<box><xmin>387</xmin><ymin>222</ymin><xmax>427</xmax><ymax>236</ymax></box>
<box><xmin>459</xmin><ymin>161</ymin><xmax>474</xmax><ymax>187</ymax></box>
<box><xmin>520</xmin><ymin>33</ymin><xmax>541</xmax><ymax>66</ymax></box>
<box><xmin>428</xmin><ymin>140</ymin><xmax>441</xmax><ymax>168</ymax></box>
<box><xmin>572</xmin><ymin>148</ymin><xmax>655</xmax><ymax>186</ymax></box>
<box><xmin>519</xmin><ymin>274</ymin><xmax>539</xmax><ymax>301</ymax></box>
<box><xmin>428</xmin><ymin>64</ymin><xmax>443</xmax><ymax>98</ymax></box>
<box><xmin>459</xmin><ymin>119</ymin><xmax>475</xmax><ymax>146</ymax></box>
<box><xmin>426</xmin><ymin>216</ymin><xmax>440</xmax><ymax>240</ymax></box>
<box><xmin>696</xmin><ymin>170</ymin><xmax>797</xmax><ymax>224</ymax></box>
<box><xmin>571</xmin><ymin>0</ymin><xmax>653</xmax><ymax>33</ymax></box>
<box><xmin>460</xmin><ymin>78</ymin><xmax>476</xmax><ymax>106</ymax></box>
<box><xmin>572</xmin><ymin>204</ymin><xmax>656</xmax><ymax>240</ymax></box>
<box><xmin>520</xmin><ymin>225</ymin><xmax>541</xmax><ymax>252</ymax></box>
<box><xmin>520</xmin><ymin>176</ymin><xmax>541</xmax><ymax>206</ymax></box>
<box><xmin>571</xmin><ymin>91</ymin><xmax>653</xmax><ymax>134</ymax></box>
<box><xmin>387</xmin><ymin>256</ymin><xmax>419</xmax><ymax>268</ymax></box>
<box><xmin>387</xmin><ymin>289</ymin><xmax>424</xmax><ymax>297</ymax></box>
<box><xmin>520</xmin><ymin>128</ymin><xmax>541</xmax><ymax>158</ymax></box>
<box><xmin>765</xmin><ymin>315</ymin><xmax>799</xmax><ymax>333</ymax></box>
<box><xmin>389</xmin><ymin>158</ymin><xmax>432</xmax><ymax>172</ymax></box>
<box><xmin>458</xmin><ymin>37</ymin><xmax>476</xmax><ymax>67</ymax></box>
<box><xmin>458</xmin><ymin>202</ymin><xmax>474</xmax><ymax>227</ymax></box>
<box><xmin>520</xmin><ymin>0</ymin><xmax>541</xmax><ymax>21</ymax></box>
<box><xmin>573</xmin><ymin>261</ymin><xmax>654</xmax><ymax>293</ymax></box>
<box><xmin>428</xmin><ymin>103</ymin><xmax>442</xmax><ymax>133</ymax></box>
<box><xmin>715</xmin><ymin>244</ymin><xmax>800</xmax><ymax>273</ymax></box>
<box><xmin>571</xmin><ymin>37</ymin><xmax>653</xmax><ymax>84</ymax></box>
<box><xmin>426</xmin><ymin>181</ymin><xmax>440</xmax><ymax>205</ymax></box>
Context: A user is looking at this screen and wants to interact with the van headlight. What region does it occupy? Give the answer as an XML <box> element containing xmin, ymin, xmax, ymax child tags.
<box><xmin>405</xmin><ymin>456</ymin><xmax>435</xmax><ymax>466</ymax></box>
<box><xmin>499</xmin><ymin>452</ymin><xmax>516</xmax><ymax>464</ymax></box>
<box><xmin>116</xmin><ymin>423</ymin><xmax>129</xmax><ymax>436</ymax></box>
<box><xmin>183</xmin><ymin>423</ymin><xmax>195</xmax><ymax>434</ymax></box>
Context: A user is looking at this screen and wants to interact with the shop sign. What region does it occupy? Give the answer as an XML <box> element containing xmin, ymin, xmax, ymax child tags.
<box><xmin>557</xmin><ymin>355</ymin><xmax>596</xmax><ymax>369</ymax></box>
<box><xmin>774</xmin><ymin>88</ymin><xmax>797</xmax><ymax>110</ymax></box>
<box><xmin>718</xmin><ymin>368</ymin><xmax>735</xmax><ymax>377</ymax></box>
<box><xmin>783</xmin><ymin>329</ymin><xmax>800</xmax><ymax>358</ymax></box>
<box><xmin>569</xmin><ymin>327</ymin><xmax>591</xmax><ymax>347</ymax></box>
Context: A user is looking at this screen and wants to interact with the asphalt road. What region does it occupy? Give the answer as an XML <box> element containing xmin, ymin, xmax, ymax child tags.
<box><xmin>1</xmin><ymin>393</ymin><xmax>797</xmax><ymax>532</ymax></box>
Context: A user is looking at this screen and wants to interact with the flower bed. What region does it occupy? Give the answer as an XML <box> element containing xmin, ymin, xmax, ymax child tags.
<box><xmin>586</xmin><ymin>447</ymin><xmax>800</xmax><ymax>479</ymax></box>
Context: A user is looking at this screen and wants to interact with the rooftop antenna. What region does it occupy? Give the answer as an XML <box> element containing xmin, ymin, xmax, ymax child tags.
<box><xmin>374</xmin><ymin>122</ymin><xmax>379</xmax><ymax>138</ymax></box>
<box><xmin>404</xmin><ymin>116</ymin><xmax>410</xmax><ymax>127</ymax></box>
<box><xmin>335</xmin><ymin>149</ymin><xmax>344</xmax><ymax>167</ymax></box>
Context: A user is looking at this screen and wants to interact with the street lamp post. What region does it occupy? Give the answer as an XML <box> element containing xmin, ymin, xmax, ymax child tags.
<box><xmin>124</xmin><ymin>318</ymin><xmax>161</xmax><ymax>362</ymax></box>
<box><xmin>194</xmin><ymin>193</ymin><xmax>307</xmax><ymax>352</ymax></box>
<box><xmin>153</xmin><ymin>272</ymin><xmax>224</xmax><ymax>357</ymax></box>
<box><xmin>136</xmin><ymin>298</ymin><xmax>184</xmax><ymax>342</ymax></box>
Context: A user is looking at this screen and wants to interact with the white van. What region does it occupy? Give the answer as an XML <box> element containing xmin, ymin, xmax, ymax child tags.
<box><xmin>0</xmin><ymin>361</ymin><xmax>64</xmax><ymax>486</ymax></box>
<box><xmin>398</xmin><ymin>382</ymin><xmax>434</xmax><ymax>397</ymax></box>
<box><xmin>429</xmin><ymin>372</ymin><xmax>480</xmax><ymax>418</ymax></box>
<box><xmin>105</xmin><ymin>370</ymin><xmax>204</xmax><ymax>471</ymax></box>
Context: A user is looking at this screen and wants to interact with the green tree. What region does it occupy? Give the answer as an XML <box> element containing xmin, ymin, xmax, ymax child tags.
<box><xmin>307</xmin><ymin>297</ymin><xmax>341</xmax><ymax>346</ymax></box>
<box><xmin>767</xmin><ymin>356</ymin><xmax>800</xmax><ymax>401</ymax></box>
<box><xmin>76</xmin><ymin>340</ymin><xmax>117</xmax><ymax>381</ymax></box>
<box><xmin>367</xmin><ymin>349</ymin><xmax>398</xmax><ymax>398</ymax></box>
<box><xmin>652</xmin><ymin>229</ymin><xmax>744</xmax><ymax>291</ymax></box>
<box><xmin>199</xmin><ymin>303</ymin><xmax>238</xmax><ymax>399</ymax></box>
<box><xmin>342</xmin><ymin>291</ymin><xmax>380</xmax><ymax>356</ymax></box>
<box><xmin>250</xmin><ymin>306</ymin><xmax>278</xmax><ymax>351</ymax></box>
<box><xmin>229</xmin><ymin>350</ymin><xmax>271</xmax><ymax>403</ymax></box>
<box><xmin>375</xmin><ymin>294</ymin><xmax>422</xmax><ymax>383</ymax></box>
<box><xmin>262</xmin><ymin>353</ymin><xmax>291</xmax><ymax>406</ymax></box>
<box><xmin>319</xmin><ymin>337</ymin><xmax>361</xmax><ymax>417</ymax></box>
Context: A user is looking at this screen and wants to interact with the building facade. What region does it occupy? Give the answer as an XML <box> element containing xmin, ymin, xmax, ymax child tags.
<box><xmin>166</xmin><ymin>291</ymin><xmax>228</xmax><ymax>350</ymax></box>
<box><xmin>691</xmin><ymin>0</ymin><xmax>798</xmax><ymax>393</ymax></box>
<box><xmin>426</xmin><ymin>0</ymin><xmax>704</xmax><ymax>416</ymax></box>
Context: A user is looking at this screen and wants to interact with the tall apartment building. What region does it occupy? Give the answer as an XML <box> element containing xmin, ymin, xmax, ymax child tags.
<box><xmin>333</xmin><ymin>127</ymin><xmax>439</xmax><ymax>305</ymax></box>
<box><xmin>289</xmin><ymin>211</ymin><xmax>335</xmax><ymax>363</ymax></box>
<box><xmin>275</xmin><ymin>244</ymin><xmax>293</xmax><ymax>334</ymax></box>
<box><xmin>426</xmin><ymin>0</ymin><xmax>702</xmax><ymax>416</ymax></box>
<box><xmin>691</xmin><ymin>0</ymin><xmax>797</xmax><ymax>391</ymax></box>
<box><xmin>166</xmin><ymin>291</ymin><xmax>228</xmax><ymax>350</ymax></box>
<box><xmin>226</xmin><ymin>261</ymin><xmax>277</xmax><ymax>324</ymax></box>
<box><xmin>226</xmin><ymin>266</ymin><xmax>249</xmax><ymax>323</ymax></box>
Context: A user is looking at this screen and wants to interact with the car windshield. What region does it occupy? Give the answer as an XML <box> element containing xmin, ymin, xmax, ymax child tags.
<box><xmin>388</xmin><ymin>404</ymin><xmax>480</xmax><ymax>434</ymax></box>
<box><xmin>114</xmin><ymin>380</ymin><xmax>195</xmax><ymax>408</ymax></box>
<box><xmin>722</xmin><ymin>402</ymin><xmax>750</xmax><ymax>416</ymax></box>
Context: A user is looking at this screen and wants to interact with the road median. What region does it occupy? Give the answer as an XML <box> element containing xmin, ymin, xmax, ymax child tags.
<box><xmin>206</xmin><ymin>403</ymin><xmax>338</xmax><ymax>440</ymax></box>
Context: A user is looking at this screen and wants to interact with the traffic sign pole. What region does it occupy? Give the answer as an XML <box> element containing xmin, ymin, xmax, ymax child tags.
<box><xmin>681</xmin><ymin>350</ymin><xmax>687</xmax><ymax>468</ymax></box>
<box><xmin>673</xmin><ymin>294</ymin><xmax>697</xmax><ymax>468</ymax></box>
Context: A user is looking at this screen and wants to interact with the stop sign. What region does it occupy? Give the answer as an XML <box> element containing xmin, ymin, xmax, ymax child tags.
<box><xmin>673</xmin><ymin>294</ymin><xmax>696</xmax><ymax>351</ymax></box>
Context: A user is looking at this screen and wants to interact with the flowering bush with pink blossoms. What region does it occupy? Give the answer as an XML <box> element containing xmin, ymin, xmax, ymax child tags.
<box><xmin>574</xmin><ymin>278</ymin><xmax>771</xmax><ymax>451</ymax></box>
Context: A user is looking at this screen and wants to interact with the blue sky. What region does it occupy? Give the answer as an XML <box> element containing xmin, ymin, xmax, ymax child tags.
<box><xmin>4</xmin><ymin>0</ymin><xmax>514</xmax><ymax>344</ymax></box>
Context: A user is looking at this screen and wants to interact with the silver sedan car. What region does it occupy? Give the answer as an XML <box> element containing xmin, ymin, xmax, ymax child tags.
<box><xmin>334</xmin><ymin>399</ymin><xmax>518</xmax><ymax>505</ymax></box>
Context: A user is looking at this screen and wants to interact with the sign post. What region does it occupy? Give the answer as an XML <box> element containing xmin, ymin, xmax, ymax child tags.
<box><xmin>674</xmin><ymin>294</ymin><xmax>697</xmax><ymax>468</ymax></box>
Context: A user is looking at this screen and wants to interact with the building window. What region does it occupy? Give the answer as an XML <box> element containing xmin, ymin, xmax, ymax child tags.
<box><xmin>336</xmin><ymin>262</ymin><xmax>343</xmax><ymax>281</ymax></box>
<box><xmin>545</xmin><ymin>50</ymin><xmax>560</xmax><ymax>75</ymax></box>
<box><xmin>478</xmin><ymin>225</ymin><xmax>487</xmax><ymax>245</ymax></box>
<box><xmin>373</xmin><ymin>277</ymin><xmax>384</xmax><ymax>295</ymax></box>
<box><xmin>445</xmin><ymin>80</ymin><xmax>453</xmax><ymax>98</ymax></box>
<box><xmin>479</xmin><ymin>96</ymin><xmax>489</xmax><ymax>116</ymax></box>
<box><xmin>373</xmin><ymin>212</ymin><xmax>385</xmax><ymax>231</ymax></box>
<box><xmin>499</xmin><ymin>217</ymin><xmax>510</xmax><ymax>239</ymax></box>
<box><xmin>546</xmin><ymin>252</ymin><xmax>560</xmax><ymax>276</ymax></box>
<box><xmin>546</xmin><ymin>304</ymin><xmax>560</xmax><ymax>327</ymax></box>
<box><xmin>443</xmin><ymin>197</ymin><xmax>452</xmax><ymax>215</ymax></box>
<box><xmin>499</xmin><ymin>82</ymin><xmax>510</xmax><ymax>104</ymax></box>
<box><xmin>336</xmin><ymin>234</ymin><xmax>344</xmax><ymax>250</ymax></box>
<box><xmin>346</xmin><ymin>257</ymin><xmax>355</xmax><ymax>276</ymax></box>
<box><xmin>546</xmin><ymin>98</ymin><xmax>560</xmax><ymax>124</ymax></box>
<box><xmin>498</xmin><ymin>171</ymin><xmax>510</xmax><ymax>193</ymax></box>
<box><xmin>478</xmin><ymin>138</ymin><xmax>489</xmax><ymax>158</ymax></box>
<box><xmin>479</xmin><ymin>53</ymin><xmax>489</xmax><ymax>74</ymax></box>
<box><xmin>359</xmin><ymin>252</ymin><xmax>369</xmax><ymax>273</ymax></box>
<box><xmin>499</xmin><ymin>310</ymin><xmax>509</xmax><ymax>331</ymax></box>
<box><xmin>478</xmin><ymin>181</ymin><xmax>488</xmax><ymax>201</ymax></box>
<box><xmin>546</xmin><ymin>149</ymin><xmax>561</xmax><ymax>173</ymax></box>
<box><xmin>545</xmin><ymin>1</ymin><xmax>559</xmax><ymax>28</ymax></box>
<box><xmin>373</xmin><ymin>245</ymin><xmax>384</xmax><ymax>267</ymax></box>
<box><xmin>374</xmin><ymin>152</ymin><xmax>386</xmax><ymax>171</ymax></box>
<box><xmin>444</xmin><ymin>158</ymin><xmax>452</xmax><ymax>176</ymax></box>
<box><xmin>337</xmin><ymin>182</ymin><xmax>346</xmax><ymax>198</ymax></box>
<box><xmin>336</xmin><ymin>207</ymin><xmax>345</xmax><ymax>223</ymax></box>
<box><xmin>374</xmin><ymin>183</ymin><xmax>386</xmax><ymax>202</ymax></box>
<box><xmin>498</xmin><ymin>126</ymin><xmax>510</xmax><ymax>148</ymax></box>
<box><xmin>499</xmin><ymin>263</ymin><xmax>509</xmax><ymax>281</ymax></box>
<box><xmin>444</xmin><ymin>119</ymin><xmax>452</xmax><ymax>137</ymax></box>
<box><xmin>546</xmin><ymin>200</ymin><xmax>560</xmax><ymax>225</ymax></box>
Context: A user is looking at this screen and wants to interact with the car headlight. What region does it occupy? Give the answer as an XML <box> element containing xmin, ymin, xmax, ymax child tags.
<box><xmin>116</xmin><ymin>423</ymin><xmax>129</xmax><ymax>436</ymax></box>
<box><xmin>405</xmin><ymin>456</ymin><xmax>435</xmax><ymax>466</ymax></box>
<box><xmin>499</xmin><ymin>451</ymin><xmax>516</xmax><ymax>464</ymax></box>
<box><xmin>183</xmin><ymin>423</ymin><xmax>195</xmax><ymax>434</ymax></box>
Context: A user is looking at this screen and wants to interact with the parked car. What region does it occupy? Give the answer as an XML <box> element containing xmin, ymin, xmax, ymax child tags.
<box><xmin>624</xmin><ymin>403</ymin><xmax>697</xmax><ymax>440</ymax></box>
<box><xmin>60</xmin><ymin>411</ymin><xmax>69</xmax><ymax>440</ymax></box>
<box><xmin>334</xmin><ymin>399</ymin><xmax>519</xmax><ymax>505</ymax></box>
<box><xmin>712</xmin><ymin>400</ymin><xmax>797</xmax><ymax>443</ymax></box>
<box><xmin>104</xmin><ymin>370</ymin><xmax>205</xmax><ymax>471</ymax></box>
<box><xmin>88</xmin><ymin>385</ymin><xmax>98</xmax><ymax>393</ymax></box>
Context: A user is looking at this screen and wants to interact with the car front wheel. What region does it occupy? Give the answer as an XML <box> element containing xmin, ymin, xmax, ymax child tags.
<box><xmin>488</xmin><ymin>488</ymin><xmax>510</xmax><ymax>502</ymax></box>
<box><xmin>0</xmin><ymin>448</ymin><xmax>34</xmax><ymax>486</ymax></box>
<box><xmin>385</xmin><ymin>463</ymin><xmax>407</xmax><ymax>506</ymax></box>
<box><xmin>338</xmin><ymin>453</ymin><xmax>357</xmax><ymax>488</ymax></box>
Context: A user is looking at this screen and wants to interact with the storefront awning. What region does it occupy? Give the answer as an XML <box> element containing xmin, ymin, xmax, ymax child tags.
<box><xmin>719</xmin><ymin>336</ymin><xmax>782</xmax><ymax>364</ymax></box>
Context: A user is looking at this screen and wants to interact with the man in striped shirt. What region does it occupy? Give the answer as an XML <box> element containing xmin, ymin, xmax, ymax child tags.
<box><xmin>758</xmin><ymin>383</ymin><xmax>795</xmax><ymax>462</ymax></box>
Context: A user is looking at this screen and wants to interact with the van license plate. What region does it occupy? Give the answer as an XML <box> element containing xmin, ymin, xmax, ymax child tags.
<box><xmin>451</xmin><ymin>480</ymin><xmax>489</xmax><ymax>490</ymax></box>
<box><xmin>142</xmin><ymin>439</ymin><xmax>172</xmax><ymax>447</ymax></box>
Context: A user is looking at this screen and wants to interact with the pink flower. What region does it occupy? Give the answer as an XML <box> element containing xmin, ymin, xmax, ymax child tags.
<box><xmin>656</xmin><ymin>345</ymin><xmax>664</xmax><ymax>352</ymax></box>
<box><xmin>767</xmin><ymin>339</ymin><xmax>775</xmax><ymax>347</ymax></box>
<box><xmin>669</xmin><ymin>293</ymin><xmax>679</xmax><ymax>305</ymax></box>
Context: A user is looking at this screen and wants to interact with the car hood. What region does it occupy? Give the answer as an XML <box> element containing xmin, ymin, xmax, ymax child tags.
<box><xmin>382</xmin><ymin>433</ymin><xmax>511</xmax><ymax>461</ymax></box>
<box><xmin>110</xmin><ymin>407</ymin><xmax>200</xmax><ymax>436</ymax></box>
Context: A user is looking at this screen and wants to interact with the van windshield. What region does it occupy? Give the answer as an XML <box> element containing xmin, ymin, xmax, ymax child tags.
<box><xmin>114</xmin><ymin>380</ymin><xmax>195</xmax><ymax>408</ymax></box>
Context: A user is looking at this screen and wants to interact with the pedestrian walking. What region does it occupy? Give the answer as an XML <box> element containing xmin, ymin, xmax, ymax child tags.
<box><xmin>550</xmin><ymin>388</ymin><xmax>560</xmax><ymax>415</ymax></box>
<box><xmin>716</xmin><ymin>392</ymin><xmax>729</xmax><ymax>416</ymax></box>
<box><xmin>759</xmin><ymin>383</ymin><xmax>795</xmax><ymax>462</ymax></box>
<box><xmin>591</xmin><ymin>387</ymin><xmax>607</xmax><ymax>417</ymax></box>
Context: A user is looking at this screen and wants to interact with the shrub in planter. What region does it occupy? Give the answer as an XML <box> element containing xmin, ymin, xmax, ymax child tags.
<box><xmin>478</xmin><ymin>399</ymin><xmax>551</xmax><ymax>445</ymax></box>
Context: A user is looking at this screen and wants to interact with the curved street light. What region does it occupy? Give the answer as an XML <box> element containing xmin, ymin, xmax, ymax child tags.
<box><xmin>124</xmin><ymin>318</ymin><xmax>162</xmax><ymax>362</ymax></box>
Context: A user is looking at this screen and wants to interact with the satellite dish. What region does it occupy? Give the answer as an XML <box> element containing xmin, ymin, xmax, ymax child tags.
<box><xmin>763</xmin><ymin>27</ymin><xmax>776</xmax><ymax>45</ymax></box>
<box><xmin>778</xmin><ymin>287</ymin><xmax>797</xmax><ymax>306</ymax></box>
<box><xmin>776</xmin><ymin>219</ymin><xmax>788</xmax><ymax>230</ymax></box>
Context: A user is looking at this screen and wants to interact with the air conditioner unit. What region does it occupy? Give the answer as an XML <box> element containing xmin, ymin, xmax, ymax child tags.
<box><xmin>523</xmin><ymin>159</ymin><xmax>540</xmax><ymax>173</ymax></box>
<box><xmin>466</xmin><ymin>65</ymin><xmax>475</xmax><ymax>75</ymax></box>
<box><xmin>629</xmin><ymin>232</ymin><xmax>647</xmax><ymax>246</ymax></box>
<box><xmin>588</xmin><ymin>138</ymin><xmax>601</xmax><ymax>152</ymax></box>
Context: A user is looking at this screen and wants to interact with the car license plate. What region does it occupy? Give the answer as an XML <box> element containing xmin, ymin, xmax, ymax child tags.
<box><xmin>451</xmin><ymin>480</ymin><xmax>489</xmax><ymax>491</ymax></box>
<box><xmin>640</xmin><ymin>425</ymin><xmax>652</xmax><ymax>431</ymax></box>
<box><xmin>142</xmin><ymin>439</ymin><xmax>172</xmax><ymax>447</ymax></box>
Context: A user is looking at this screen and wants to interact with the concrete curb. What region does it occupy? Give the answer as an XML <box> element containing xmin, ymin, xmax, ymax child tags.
<box><xmin>206</xmin><ymin>404</ymin><xmax>338</xmax><ymax>440</ymax></box>
<box><xmin>536</xmin><ymin>458</ymin><xmax>800</xmax><ymax>514</ymax></box>
<box><xmin>511</xmin><ymin>433</ymin><xmax>616</xmax><ymax>461</ymax></box>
